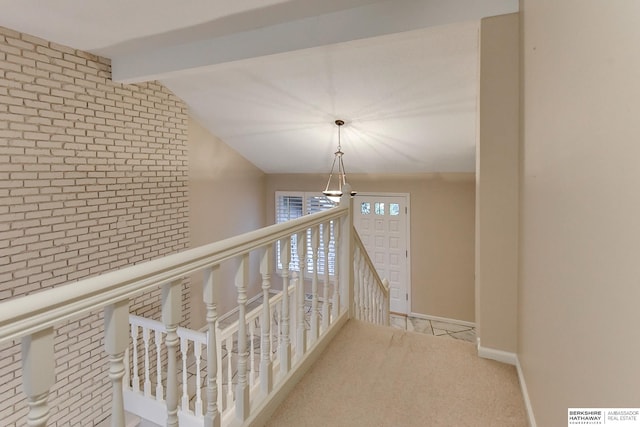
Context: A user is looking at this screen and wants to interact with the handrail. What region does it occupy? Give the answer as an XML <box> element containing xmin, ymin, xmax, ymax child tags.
<box><xmin>0</xmin><ymin>205</ymin><xmax>348</xmax><ymax>344</ymax></box>
<box><xmin>353</xmin><ymin>230</ymin><xmax>390</xmax><ymax>298</ymax></box>
<box><xmin>0</xmin><ymin>182</ymin><xmax>395</xmax><ymax>427</ymax></box>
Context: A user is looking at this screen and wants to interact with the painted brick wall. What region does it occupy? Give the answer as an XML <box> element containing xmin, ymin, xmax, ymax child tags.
<box><xmin>0</xmin><ymin>26</ymin><xmax>190</xmax><ymax>425</ymax></box>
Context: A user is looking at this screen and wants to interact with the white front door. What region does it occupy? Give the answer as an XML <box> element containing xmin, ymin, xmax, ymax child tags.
<box><xmin>354</xmin><ymin>194</ymin><xmax>410</xmax><ymax>314</ymax></box>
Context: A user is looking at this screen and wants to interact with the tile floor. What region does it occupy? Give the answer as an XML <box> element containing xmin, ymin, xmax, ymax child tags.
<box><xmin>390</xmin><ymin>314</ymin><xmax>476</xmax><ymax>343</ymax></box>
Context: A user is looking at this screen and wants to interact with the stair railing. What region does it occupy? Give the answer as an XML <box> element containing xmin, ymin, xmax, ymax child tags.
<box><xmin>353</xmin><ymin>231</ymin><xmax>391</xmax><ymax>326</ymax></box>
<box><xmin>123</xmin><ymin>282</ymin><xmax>297</xmax><ymax>427</ymax></box>
<box><xmin>0</xmin><ymin>187</ymin><xmax>388</xmax><ymax>427</ymax></box>
<box><xmin>0</xmin><ymin>189</ymin><xmax>355</xmax><ymax>427</ymax></box>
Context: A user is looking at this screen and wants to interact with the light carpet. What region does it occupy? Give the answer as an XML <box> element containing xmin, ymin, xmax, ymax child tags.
<box><xmin>266</xmin><ymin>320</ymin><xmax>526</xmax><ymax>427</ymax></box>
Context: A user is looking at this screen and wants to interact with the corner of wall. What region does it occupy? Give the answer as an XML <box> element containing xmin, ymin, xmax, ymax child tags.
<box><xmin>516</xmin><ymin>356</ymin><xmax>538</xmax><ymax>427</ymax></box>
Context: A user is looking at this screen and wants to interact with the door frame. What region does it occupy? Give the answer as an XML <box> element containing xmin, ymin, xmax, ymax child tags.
<box><xmin>353</xmin><ymin>192</ymin><xmax>411</xmax><ymax>315</ymax></box>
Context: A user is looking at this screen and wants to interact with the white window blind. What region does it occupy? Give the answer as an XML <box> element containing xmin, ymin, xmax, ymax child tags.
<box><xmin>275</xmin><ymin>192</ymin><xmax>337</xmax><ymax>275</ymax></box>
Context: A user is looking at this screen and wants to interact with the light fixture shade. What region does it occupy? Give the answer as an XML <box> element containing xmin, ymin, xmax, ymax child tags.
<box><xmin>324</xmin><ymin>192</ymin><xmax>342</xmax><ymax>204</ymax></box>
<box><xmin>323</xmin><ymin>120</ymin><xmax>357</xmax><ymax>203</ymax></box>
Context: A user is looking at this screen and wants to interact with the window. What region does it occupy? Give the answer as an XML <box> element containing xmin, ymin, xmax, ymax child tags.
<box><xmin>374</xmin><ymin>202</ymin><xmax>385</xmax><ymax>215</ymax></box>
<box><xmin>275</xmin><ymin>191</ymin><xmax>337</xmax><ymax>276</ymax></box>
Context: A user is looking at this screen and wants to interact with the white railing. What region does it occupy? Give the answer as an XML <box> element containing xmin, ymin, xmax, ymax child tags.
<box><xmin>125</xmin><ymin>315</ymin><xmax>209</xmax><ymax>426</ymax></box>
<box><xmin>0</xmin><ymin>187</ymin><xmax>390</xmax><ymax>427</ymax></box>
<box><xmin>123</xmin><ymin>284</ymin><xmax>300</xmax><ymax>426</ymax></box>
<box><xmin>353</xmin><ymin>232</ymin><xmax>390</xmax><ymax>326</ymax></box>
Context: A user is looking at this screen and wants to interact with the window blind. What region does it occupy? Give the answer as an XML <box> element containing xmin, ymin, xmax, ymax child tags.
<box><xmin>275</xmin><ymin>191</ymin><xmax>337</xmax><ymax>276</ymax></box>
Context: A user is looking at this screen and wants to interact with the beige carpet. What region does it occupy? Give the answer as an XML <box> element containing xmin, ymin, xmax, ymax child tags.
<box><xmin>266</xmin><ymin>320</ymin><xmax>527</xmax><ymax>427</ymax></box>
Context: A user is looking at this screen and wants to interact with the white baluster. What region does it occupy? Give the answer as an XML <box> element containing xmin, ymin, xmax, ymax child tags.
<box><xmin>375</xmin><ymin>286</ymin><xmax>380</xmax><ymax>324</ymax></box>
<box><xmin>370</xmin><ymin>272</ymin><xmax>375</xmax><ymax>323</ymax></box>
<box><xmin>217</xmin><ymin>330</ymin><xmax>223</xmax><ymax>414</ymax></box>
<box><xmin>372</xmin><ymin>285</ymin><xmax>378</xmax><ymax>324</ymax></box>
<box><xmin>162</xmin><ymin>279</ymin><xmax>182</xmax><ymax>427</ymax></box>
<box><xmin>379</xmin><ymin>285</ymin><xmax>384</xmax><ymax>324</ymax></box>
<box><xmin>290</xmin><ymin>284</ymin><xmax>297</xmax><ymax>341</ymax></box>
<box><xmin>155</xmin><ymin>330</ymin><xmax>163</xmax><ymax>401</ymax></box>
<box><xmin>321</xmin><ymin>222</ymin><xmax>330</xmax><ymax>332</ymax></box>
<box><xmin>362</xmin><ymin>268</ymin><xmax>367</xmax><ymax>321</ymax></box>
<box><xmin>294</xmin><ymin>232</ymin><xmax>307</xmax><ymax>358</ymax></box>
<box><xmin>353</xmin><ymin>247</ymin><xmax>360</xmax><ymax>320</ymax></box>
<box><xmin>203</xmin><ymin>265</ymin><xmax>220</xmax><ymax>427</ymax></box>
<box><xmin>279</xmin><ymin>237</ymin><xmax>292</xmax><ymax>375</ymax></box>
<box><xmin>310</xmin><ymin>226</ymin><xmax>320</xmax><ymax>342</ymax></box>
<box><xmin>22</xmin><ymin>327</ymin><xmax>54</xmax><ymax>427</ymax></box>
<box><xmin>131</xmin><ymin>324</ymin><xmax>140</xmax><ymax>392</ymax></box>
<box><xmin>259</xmin><ymin>246</ymin><xmax>273</xmax><ymax>395</ymax></box>
<box><xmin>249</xmin><ymin>320</ymin><xmax>255</xmax><ymax>388</ymax></box>
<box><xmin>332</xmin><ymin>220</ymin><xmax>341</xmax><ymax>320</ymax></box>
<box><xmin>289</xmin><ymin>272</ymin><xmax>296</xmax><ymax>352</ymax></box>
<box><xmin>379</xmin><ymin>287</ymin><xmax>384</xmax><ymax>324</ymax></box>
<box><xmin>194</xmin><ymin>341</ymin><xmax>203</xmax><ymax>417</ymax></box>
<box><xmin>226</xmin><ymin>336</ymin><xmax>233</xmax><ymax>409</ymax></box>
<box><xmin>143</xmin><ymin>327</ymin><xmax>151</xmax><ymax>397</ymax></box>
<box><xmin>235</xmin><ymin>254</ymin><xmax>250</xmax><ymax>421</ymax></box>
<box><xmin>272</xmin><ymin>303</ymin><xmax>279</xmax><ymax>363</ymax></box>
<box><xmin>290</xmin><ymin>270</ymin><xmax>299</xmax><ymax>347</ymax></box>
<box><xmin>365</xmin><ymin>269</ymin><xmax>371</xmax><ymax>322</ymax></box>
<box><xmin>180</xmin><ymin>336</ymin><xmax>189</xmax><ymax>412</ymax></box>
<box><xmin>360</xmin><ymin>256</ymin><xmax>366</xmax><ymax>320</ymax></box>
<box><xmin>379</xmin><ymin>285</ymin><xmax>383</xmax><ymax>324</ymax></box>
<box><xmin>364</xmin><ymin>259</ymin><xmax>369</xmax><ymax>321</ymax></box>
<box><xmin>359</xmin><ymin>256</ymin><xmax>366</xmax><ymax>320</ymax></box>
<box><xmin>104</xmin><ymin>300</ymin><xmax>129</xmax><ymax>427</ymax></box>
<box><xmin>383</xmin><ymin>278</ymin><xmax>390</xmax><ymax>325</ymax></box>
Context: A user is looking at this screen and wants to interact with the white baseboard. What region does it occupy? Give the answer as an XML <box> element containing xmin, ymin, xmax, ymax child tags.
<box><xmin>476</xmin><ymin>340</ymin><xmax>518</xmax><ymax>365</ymax></box>
<box><xmin>476</xmin><ymin>340</ymin><xmax>537</xmax><ymax>427</ymax></box>
<box><xmin>409</xmin><ymin>312</ymin><xmax>476</xmax><ymax>328</ymax></box>
<box><xmin>516</xmin><ymin>356</ymin><xmax>537</xmax><ymax>427</ymax></box>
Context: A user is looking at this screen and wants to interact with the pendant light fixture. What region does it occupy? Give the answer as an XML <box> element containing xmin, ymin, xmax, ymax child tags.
<box><xmin>323</xmin><ymin>119</ymin><xmax>357</xmax><ymax>203</ymax></box>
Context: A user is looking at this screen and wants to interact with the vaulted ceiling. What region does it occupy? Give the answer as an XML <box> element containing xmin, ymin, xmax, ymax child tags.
<box><xmin>0</xmin><ymin>0</ymin><xmax>518</xmax><ymax>173</ymax></box>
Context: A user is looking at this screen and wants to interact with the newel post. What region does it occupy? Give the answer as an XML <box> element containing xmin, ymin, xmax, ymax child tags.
<box><xmin>309</xmin><ymin>225</ymin><xmax>320</xmax><ymax>342</ymax></box>
<box><xmin>294</xmin><ymin>232</ymin><xmax>307</xmax><ymax>358</ymax></box>
<box><xmin>235</xmin><ymin>254</ymin><xmax>250</xmax><ymax>421</ymax></box>
<box><xmin>259</xmin><ymin>246</ymin><xmax>273</xmax><ymax>395</ymax></box>
<box><xmin>203</xmin><ymin>265</ymin><xmax>220</xmax><ymax>427</ymax></box>
<box><xmin>279</xmin><ymin>237</ymin><xmax>292</xmax><ymax>374</ymax></box>
<box><xmin>339</xmin><ymin>184</ymin><xmax>355</xmax><ymax>318</ymax></box>
<box><xmin>162</xmin><ymin>279</ymin><xmax>182</xmax><ymax>427</ymax></box>
<box><xmin>321</xmin><ymin>222</ymin><xmax>330</xmax><ymax>332</ymax></box>
<box><xmin>104</xmin><ymin>299</ymin><xmax>130</xmax><ymax>427</ymax></box>
<box><xmin>22</xmin><ymin>327</ymin><xmax>55</xmax><ymax>427</ymax></box>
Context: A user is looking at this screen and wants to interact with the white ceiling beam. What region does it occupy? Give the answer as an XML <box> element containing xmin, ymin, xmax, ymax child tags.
<box><xmin>112</xmin><ymin>0</ymin><xmax>517</xmax><ymax>83</ymax></box>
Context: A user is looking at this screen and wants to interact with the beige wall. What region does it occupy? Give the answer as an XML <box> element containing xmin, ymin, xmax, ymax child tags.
<box><xmin>476</xmin><ymin>14</ymin><xmax>520</xmax><ymax>353</ymax></box>
<box><xmin>520</xmin><ymin>1</ymin><xmax>640</xmax><ymax>425</ymax></box>
<box><xmin>0</xmin><ymin>27</ymin><xmax>189</xmax><ymax>426</ymax></box>
<box><xmin>188</xmin><ymin>117</ymin><xmax>266</xmax><ymax>325</ymax></box>
<box><xmin>265</xmin><ymin>173</ymin><xmax>475</xmax><ymax>322</ymax></box>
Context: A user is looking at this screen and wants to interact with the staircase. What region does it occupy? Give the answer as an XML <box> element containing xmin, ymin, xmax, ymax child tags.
<box><xmin>0</xmin><ymin>187</ymin><xmax>390</xmax><ymax>427</ymax></box>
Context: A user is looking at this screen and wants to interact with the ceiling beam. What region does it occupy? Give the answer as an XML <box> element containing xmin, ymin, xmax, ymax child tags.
<box><xmin>111</xmin><ymin>0</ymin><xmax>517</xmax><ymax>83</ymax></box>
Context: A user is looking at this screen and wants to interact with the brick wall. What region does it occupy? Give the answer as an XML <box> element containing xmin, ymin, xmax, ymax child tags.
<box><xmin>0</xmin><ymin>27</ymin><xmax>190</xmax><ymax>425</ymax></box>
